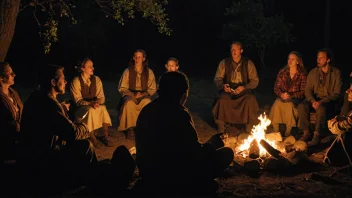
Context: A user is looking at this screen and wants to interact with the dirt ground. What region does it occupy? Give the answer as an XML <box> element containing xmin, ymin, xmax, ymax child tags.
<box><xmin>89</xmin><ymin>79</ymin><xmax>352</xmax><ymax>198</ymax></box>
<box><xmin>12</xmin><ymin>76</ymin><xmax>352</xmax><ymax>197</ymax></box>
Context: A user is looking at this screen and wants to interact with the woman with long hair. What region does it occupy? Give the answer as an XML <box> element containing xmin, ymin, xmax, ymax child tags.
<box><xmin>0</xmin><ymin>62</ymin><xmax>23</xmax><ymax>161</ymax></box>
<box><xmin>269</xmin><ymin>51</ymin><xmax>307</xmax><ymax>137</ymax></box>
<box><xmin>117</xmin><ymin>49</ymin><xmax>157</xmax><ymax>139</ymax></box>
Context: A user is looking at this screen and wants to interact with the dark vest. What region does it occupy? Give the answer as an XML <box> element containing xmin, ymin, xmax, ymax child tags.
<box><xmin>128</xmin><ymin>66</ymin><xmax>149</xmax><ymax>92</ymax></box>
<box><xmin>79</xmin><ymin>75</ymin><xmax>97</xmax><ymax>101</ymax></box>
<box><xmin>224</xmin><ymin>57</ymin><xmax>249</xmax><ymax>88</ymax></box>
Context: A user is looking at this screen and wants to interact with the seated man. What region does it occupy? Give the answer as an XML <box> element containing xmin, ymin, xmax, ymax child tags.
<box><xmin>19</xmin><ymin>65</ymin><xmax>135</xmax><ymax>196</ymax></box>
<box><xmin>298</xmin><ymin>48</ymin><xmax>342</xmax><ymax>146</ymax></box>
<box><xmin>135</xmin><ymin>71</ymin><xmax>234</xmax><ymax>196</ymax></box>
<box><xmin>325</xmin><ymin>80</ymin><xmax>352</xmax><ymax>167</ymax></box>
<box><xmin>212</xmin><ymin>41</ymin><xmax>260</xmax><ymax>134</ymax></box>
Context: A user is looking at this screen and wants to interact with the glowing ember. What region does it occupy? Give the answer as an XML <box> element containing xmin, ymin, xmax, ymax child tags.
<box><xmin>236</xmin><ymin>113</ymin><xmax>279</xmax><ymax>158</ymax></box>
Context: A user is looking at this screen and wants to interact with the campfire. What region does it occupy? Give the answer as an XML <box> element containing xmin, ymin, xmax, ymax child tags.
<box><xmin>236</xmin><ymin>113</ymin><xmax>283</xmax><ymax>158</ymax></box>
<box><xmin>224</xmin><ymin>113</ymin><xmax>309</xmax><ymax>172</ymax></box>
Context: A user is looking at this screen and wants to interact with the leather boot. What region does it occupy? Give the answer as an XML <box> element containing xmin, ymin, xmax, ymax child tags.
<box><xmin>101</xmin><ymin>136</ymin><xmax>114</xmax><ymax>147</ymax></box>
<box><xmin>272</xmin><ymin>123</ymin><xmax>280</xmax><ymax>133</ymax></box>
<box><xmin>245</xmin><ymin>124</ymin><xmax>253</xmax><ymax>133</ymax></box>
<box><xmin>215</xmin><ymin>120</ymin><xmax>226</xmax><ymax>133</ymax></box>
<box><xmin>299</xmin><ymin>130</ymin><xmax>311</xmax><ymax>141</ymax></box>
<box><xmin>307</xmin><ymin>131</ymin><xmax>320</xmax><ymax>147</ymax></box>
<box><xmin>127</xmin><ymin>128</ymin><xmax>135</xmax><ymax>140</ymax></box>
<box><xmin>90</xmin><ymin>132</ymin><xmax>102</xmax><ymax>149</ymax></box>
<box><xmin>284</xmin><ymin>126</ymin><xmax>292</xmax><ymax>137</ymax></box>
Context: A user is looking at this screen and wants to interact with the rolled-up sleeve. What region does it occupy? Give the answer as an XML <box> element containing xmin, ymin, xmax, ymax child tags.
<box><xmin>245</xmin><ymin>60</ymin><xmax>259</xmax><ymax>90</ymax></box>
<box><xmin>53</xmin><ymin>103</ymin><xmax>90</xmax><ymax>140</ymax></box>
<box><xmin>214</xmin><ymin>60</ymin><xmax>226</xmax><ymax>90</ymax></box>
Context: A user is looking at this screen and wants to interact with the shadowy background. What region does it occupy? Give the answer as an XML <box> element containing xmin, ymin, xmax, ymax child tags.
<box><xmin>5</xmin><ymin>0</ymin><xmax>351</xmax><ymax>94</ymax></box>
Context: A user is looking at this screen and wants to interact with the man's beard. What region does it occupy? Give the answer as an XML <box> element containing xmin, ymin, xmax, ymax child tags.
<box><xmin>318</xmin><ymin>62</ymin><xmax>328</xmax><ymax>68</ymax></box>
<box><xmin>54</xmin><ymin>85</ymin><xmax>65</xmax><ymax>94</ymax></box>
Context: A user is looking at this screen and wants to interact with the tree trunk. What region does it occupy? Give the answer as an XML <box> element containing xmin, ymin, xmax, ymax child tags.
<box><xmin>0</xmin><ymin>0</ymin><xmax>21</xmax><ymax>62</ymax></box>
<box><xmin>324</xmin><ymin>0</ymin><xmax>331</xmax><ymax>48</ymax></box>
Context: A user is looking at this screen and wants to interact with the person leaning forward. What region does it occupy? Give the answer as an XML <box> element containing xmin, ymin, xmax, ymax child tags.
<box><xmin>18</xmin><ymin>65</ymin><xmax>136</xmax><ymax>196</ymax></box>
<box><xmin>212</xmin><ymin>41</ymin><xmax>260</xmax><ymax>134</ymax></box>
<box><xmin>135</xmin><ymin>71</ymin><xmax>234</xmax><ymax>196</ymax></box>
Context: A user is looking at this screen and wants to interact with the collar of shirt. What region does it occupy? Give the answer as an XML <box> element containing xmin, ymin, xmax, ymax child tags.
<box><xmin>80</xmin><ymin>74</ymin><xmax>91</xmax><ymax>85</ymax></box>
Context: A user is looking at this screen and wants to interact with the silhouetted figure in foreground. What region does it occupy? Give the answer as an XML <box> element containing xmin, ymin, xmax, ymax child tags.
<box><xmin>325</xmin><ymin>79</ymin><xmax>352</xmax><ymax>167</ymax></box>
<box><xmin>135</xmin><ymin>71</ymin><xmax>234</xmax><ymax>196</ymax></box>
<box><xmin>16</xmin><ymin>65</ymin><xmax>135</xmax><ymax>197</ymax></box>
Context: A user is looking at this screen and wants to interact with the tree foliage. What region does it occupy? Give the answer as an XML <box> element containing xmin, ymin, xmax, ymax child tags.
<box><xmin>21</xmin><ymin>0</ymin><xmax>171</xmax><ymax>54</ymax></box>
<box><xmin>223</xmin><ymin>0</ymin><xmax>295</xmax><ymax>68</ymax></box>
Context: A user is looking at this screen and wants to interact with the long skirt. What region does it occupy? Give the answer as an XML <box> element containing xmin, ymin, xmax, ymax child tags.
<box><xmin>117</xmin><ymin>96</ymin><xmax>151</xmax><ymax>131</ymax></box>
<box><xmin>212</xmin><ymin>91</ymin><xmax>259</xmax><ymax>124</ymax></box>
<box><xmin>269</xmin><ymin>98</ymin><xmax>298</xmax><ymax>128</ymax></box>
<box><xmin>75</xmin><ymin>105</ymin><xmax>112</xmax><ymax>133</ymax></box>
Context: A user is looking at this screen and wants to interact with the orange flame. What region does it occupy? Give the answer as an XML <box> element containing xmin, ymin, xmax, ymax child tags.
<box><xmin>236</xmin><ymin>113</ymin><xmax>279</xmax><ymax>158</ymax></box>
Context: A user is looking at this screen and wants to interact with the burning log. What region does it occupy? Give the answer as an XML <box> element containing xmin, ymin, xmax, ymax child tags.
<box><xmin>263</xmin><ymin>156</ymin><xmax>292</xmax><ymax>171</ymax></box>
<box><xmin>249</xmin><ymin>139</ymin><xmax>260</xmax><ymax>159</ymax></box>
<box><xmin>259</xmin><ymin>139</ymin><xmax>281</xmax><ymax>159</ymax></box>
<box><xmin>263</xmin><ymin>157</ymin><xmax>283</xmax><ymax>171</ymax></box>
<box><xmin>280</xmin><ymin>150</ymin><xmax>307</xmax><ymax>165</ymax></box>
<box><xmin>244</xmin><ymin>159</ymin><xmax>261</xmax><ymax>172</ymax></box>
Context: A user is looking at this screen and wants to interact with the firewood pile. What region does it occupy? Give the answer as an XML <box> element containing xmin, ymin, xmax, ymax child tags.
<box><xmin>224</xmin><ymin>132</ymin><xmax>317</xmax><ymax>173</ymax></box>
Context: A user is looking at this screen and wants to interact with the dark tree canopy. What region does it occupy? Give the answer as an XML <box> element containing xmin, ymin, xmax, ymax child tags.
<box><xmin>0</xmin><ymin>0</ymin><xmax>171</xmax><ymax>61</ymax></box>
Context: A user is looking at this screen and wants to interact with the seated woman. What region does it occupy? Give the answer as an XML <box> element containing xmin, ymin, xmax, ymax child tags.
<box><xmin>0</xmin><ymin>62</ymin><xmax>23</xmax><ymax>161</ymax></box>
<box><xmin>117</xmin><ymin>49</ymin><xmax>156</xmax><ymax>139</ymax></box>
<box><xmin>269</xmin><ymin>51</ymin><xmax>307</xmax><ymax>137</ymax></box>
<box><xmin>70</xmin><ymin>58</ymin><xmax>113</xmax><ymax>147</ymax></box>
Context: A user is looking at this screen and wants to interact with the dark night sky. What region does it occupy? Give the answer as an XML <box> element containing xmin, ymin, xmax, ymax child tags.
<box><xmin>5</xmin><ymin>0</ymin><xmax>351</xmax><ymax>85</ymax></box>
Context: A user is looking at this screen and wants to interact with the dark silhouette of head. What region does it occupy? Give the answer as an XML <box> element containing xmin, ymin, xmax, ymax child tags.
<box><xmin>157</xmin><ymin>71</ymin><xmax>189</xmax><ymax>104</ymax></box>
<box><xmin>38</xmin><ymin>64</ymin><xmax>65</xmax><ymax>92</ymax></box>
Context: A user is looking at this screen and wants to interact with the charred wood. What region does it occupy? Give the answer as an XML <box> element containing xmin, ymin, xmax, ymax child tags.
<box><xmin>249</xmin><ymin>139</ymin><xmax>260</xmax><ymax>159</ymax></box>
<box><xmin>260</xmin><ymin>139</ymin><xmax>281</xmax><ymax>159</ymax></box>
